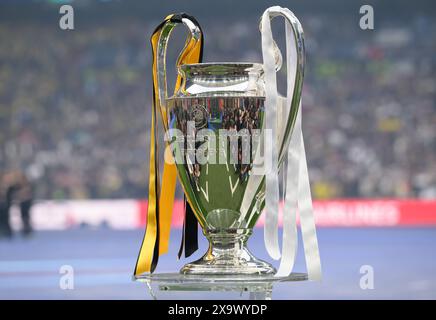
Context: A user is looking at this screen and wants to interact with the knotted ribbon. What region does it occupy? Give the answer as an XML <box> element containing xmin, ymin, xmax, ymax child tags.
<box><xmin>261</xmin><ymin>6</ymin><xmax>322</xmax><ymax>280</ymax></box>
<box><xmin>134</xmin><ymin>13</ymin><xmax>203</xmax><ymax>276</ymax></box>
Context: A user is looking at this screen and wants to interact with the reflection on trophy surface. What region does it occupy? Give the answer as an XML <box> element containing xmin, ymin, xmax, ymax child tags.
<box><xmin>165</xmin><ymin>63</ymin><xmax>284</xmax><ymax>274</ymax></box>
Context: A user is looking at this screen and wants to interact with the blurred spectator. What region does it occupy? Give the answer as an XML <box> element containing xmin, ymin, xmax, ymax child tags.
<box><xmin>0</xmin><ymin>9</ymin><xmax>434</xmax><ymax>200</ymax></box>
<box><xmin>0</xmin><ymin>170</ymin><xmax>33</xmax><ymax>237</ymax></box>
<box><xmin>0</xmin><ymin>172</ymin><xmax>13</xmax><ymax>238</ymax></box>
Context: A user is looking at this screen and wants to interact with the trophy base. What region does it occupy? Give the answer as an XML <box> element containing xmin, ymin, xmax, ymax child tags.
<box><xmin>180</xmin><ymin>229</ymin><xmax>276</xmax><ymax>275</ymax></box>
<box><xmin>134</xmin><ymin>272</ymin><xmax>308</xmax><ymax>300</ymax></box>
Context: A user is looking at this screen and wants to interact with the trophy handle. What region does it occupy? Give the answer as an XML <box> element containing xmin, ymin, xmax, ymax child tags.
<box><xmin>259</xmin><ymin>10</ymin><xmax>305</xmax><ymax>165</ymax></box>
<box><xmin>156</xmin><ymin>15</ymin><xmax>202</xmax><ymax>127</ymax></box>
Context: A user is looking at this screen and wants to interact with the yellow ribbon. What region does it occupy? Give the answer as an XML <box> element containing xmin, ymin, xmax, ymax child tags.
<box><xmin>134</xmin><ymin>14</ymin><xmax>203</xmax><ymax>276</ymax></box>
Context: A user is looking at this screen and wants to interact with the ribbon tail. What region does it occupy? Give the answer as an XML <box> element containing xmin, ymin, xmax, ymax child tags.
<box><xmin>298</xmin><ymin>132</ymin><xmax>322</xmax><ymax>281</ymax></box>
<box><xmin>177</xmin><ymin>198</ymin><xmax>187</xmax><ymax>259</ymax></box>
<box><xmin>275</xmin><ymin>106</ymin><xmax>301</xmax><ymax>277</ymax></box>
<box><xmin>134</xmin><ymin>90</ymin><xmax>160</xmax><ymax>276</ymax></box>
<box><xmin>158</xmin><ymin>162</ymin><xmax>177</xmax><ymax>255</ymax></box>
<box><xmin>178</xmin><ymin>196</ymin><xmax>199</xmax><ymax>259</ymax></box>
<box><xmin>185</xmin><ymin>198</ymin><xmax>199</xmax><ymax>258</ymax></box>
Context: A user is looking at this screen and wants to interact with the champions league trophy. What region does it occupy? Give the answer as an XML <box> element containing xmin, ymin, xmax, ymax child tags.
<box><xmin>166</xmin><ymin>62</ymin><xmax>280</xmax><ymax>275</ymax></box>
<box><xmin>135</xmin><ymin>7</ymin><xmax>321</xmax><ymax>284</ymax></box>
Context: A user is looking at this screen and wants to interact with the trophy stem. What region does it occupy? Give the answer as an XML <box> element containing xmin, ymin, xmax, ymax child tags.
<box><xmin>180</xmin><ymin>229</ymin><xmax>276</xmax><ymax>275</ymax></box>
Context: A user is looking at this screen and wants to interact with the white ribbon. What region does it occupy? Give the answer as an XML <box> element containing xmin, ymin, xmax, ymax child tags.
<box><xmin>262</xmin><ymin>8</ymin><xmax>281</xmax><ymax>260</ymax></box>
<box><xmin>261</xmin><ymin>6</ymin><xmax>322</xmax><ymax>280</ymax></box>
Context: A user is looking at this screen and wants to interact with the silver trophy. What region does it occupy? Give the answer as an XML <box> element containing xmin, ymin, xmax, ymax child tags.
<box><xmin>157</xmin><ymin>11</ymin><xmax>305</xmax><ymax>275</ymax></box>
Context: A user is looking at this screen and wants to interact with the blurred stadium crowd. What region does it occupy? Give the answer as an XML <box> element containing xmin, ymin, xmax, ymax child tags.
<box><xmin>0</xmin><ymin>9</ymin><xmax>434</xmax><ymax>200</ymax></box>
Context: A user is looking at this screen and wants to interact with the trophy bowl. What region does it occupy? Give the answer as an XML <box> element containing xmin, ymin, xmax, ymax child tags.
<box><xmin>163</xmin><ymin>62</ymin><xmax>298</xmax><ymax>275</ymax></box>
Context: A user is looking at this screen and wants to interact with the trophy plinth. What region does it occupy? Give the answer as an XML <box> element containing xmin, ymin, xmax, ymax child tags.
<box><xmin>136</xmin><ymin>272</ymin><xmax>308</xmax><ymax>300</ymax></box>
<box><xmin>180</xmin><ymin>229</ymin><xmax>276</xmax><ymax>275</ymax></box>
